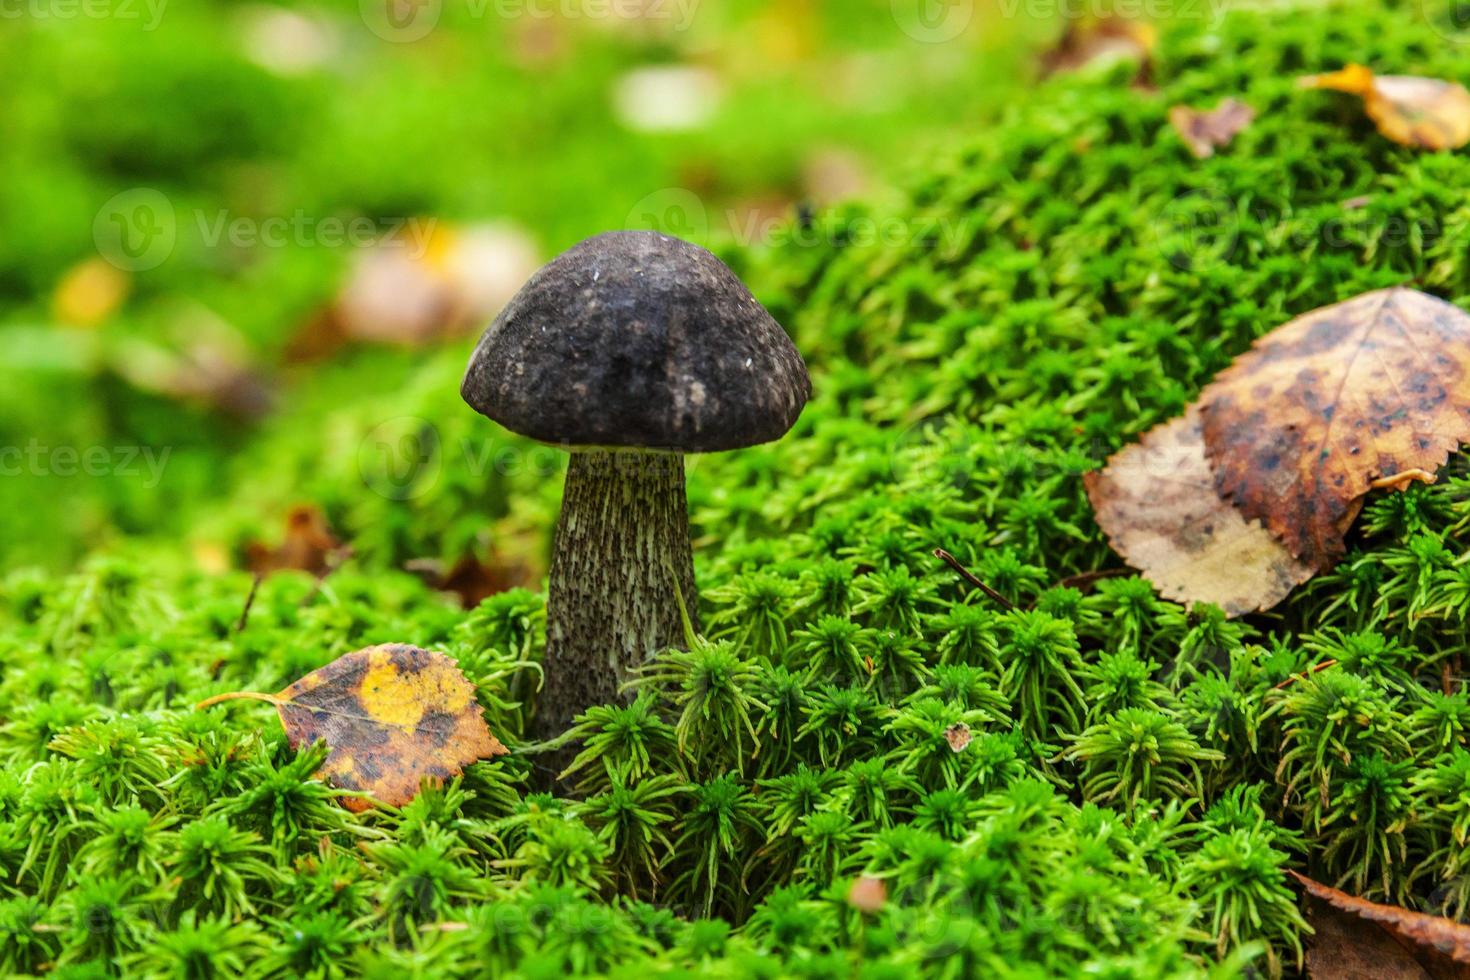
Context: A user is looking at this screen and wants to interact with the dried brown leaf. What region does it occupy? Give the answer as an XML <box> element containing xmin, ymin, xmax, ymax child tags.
<box><xmin>404</xmin><ymin>553</ymin><xmax>534</xmax><ymax>609</ymax></box>
<box><xmin>944</xmin><ymin>723</ymin><xmax>973</xmax><ymax>753</ymax></box>
<box><xmin>1199</xmin><ymin>287</ymin><xmax>1470</xmax><ymax>568</ymax></box>
<box><xmin>198</xmin><ymin>643</ymin><xmax>507</xmax><ymax>812</ymax></box>
<box><xmin>1302</xmin><ymin>64</ymin><xmax>1470</xmax><ymax>150</ymax></box>
<box><xmin>1084</xmin><ymin>407</ymin><xmax>1314</xmax><ymax>616</ymax></box>
<box><xmin>245</xmin><ymin>505</ymin><xmax>345</xmax><ymax>577</ymax></box>
<box><xmin>1042</xmin><ymin>16</ymin><xmax>1156</xmax><ymax>78</ymax></box>
<box><xmin>1168</xmin><ymin>98</ymin><xmax>1255</xmax><ymax>158</ymax></box>
<box><xmin>1292</xmin><ymin>871</ymin><xmax>1470</xmax><ymax>978</ymax></box>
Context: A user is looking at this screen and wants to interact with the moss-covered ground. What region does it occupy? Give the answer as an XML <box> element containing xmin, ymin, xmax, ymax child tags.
<box><xmin>9</xmin><ymin>0</ymin><xmax>1470</xmax><ymax>975</ymax></box>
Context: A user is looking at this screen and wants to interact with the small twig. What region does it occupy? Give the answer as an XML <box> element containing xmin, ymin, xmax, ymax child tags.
<box><xmin>195</xmin><ymin>690</ymin><xmax>282</xmax><ymax>710</ymax></box>
<box><xmin>235</xmin><ymin>572</ymin><xmax>263</xmax><ymax>633</ymax></box>
<box><xmin>1273</xmin><ymin>659</ymin><xmax>1336</xmax><ymax>690</ymax></box>
<box><xmin>933</xmin><ymin>549</ymin><xmax>1016</xmax><ymax>611</ymax></box>
<box><xmin>1055</xmin><ymin>568</ymin><xmax>1129</xmax><ymax>592</ymax></box>
<box><xmin>1370</xmin><ymin>468</ymin><xmax>1435</xmax><ymax>492</ymax></box>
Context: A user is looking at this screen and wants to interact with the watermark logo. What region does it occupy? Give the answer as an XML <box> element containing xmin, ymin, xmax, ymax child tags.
<box><xmin>625</xmin><ymin>188</ymin><xmax>711</xmax><ymax>246</ymax></box>
<box><xmin>94</xmin><ymin>188</ymin><xmax>176</xmax><ymax>272</ymax></box>
<box><xmin>0</xmin><ymin>0</ymin><xmax>169</xmax><ymax>30</ymax></box>
<box><xmin>93</xmin><ymin>190</ymin><xmax>437</xmax><ymax>271</ymax></box>
<box><xmin>494</xmin><ymin>0</ymin><xmax>700</xmax><ymax>30</ymax></box>
<box><xmin>890</xmin><ymin>416</ymin><xmax>977</xmax><ymax>490</ymax></box>
<box><xmin>624</xmin><ymin>187</ymin><xmax>974</xmax><ymax>252</ymax></box>
<box><xmin>1149</xmin><ymin>188</ymin><xmax>1240</xmax><ymax>272</ymax></box>
<box><xmin>358</xmin><ymin>416</ymin><xmax>442</xmax><ymax>500</ymax></box>
<box><xmin>1419</xmin><ymin>0</ymin><xmax>1470</xmax><ymax>43</ymax></box>
<box><xmin>0</xmin><ymin>441</ymin><xmax>171</xmax><ymax>488</ymax></box>
<box><xmin>358</xmin><ymin>0</ymin><xmax>701</xmax><ymax>40</ymax></box>
<box><xmin>360</xmin><ymin>0</ymin><xmax>440</xmax><ymax>42</ymax></box>
<box><xmin>891</xmin><ymin>0</ymin><xmax>973</xmax><ymax>43</ymax></box>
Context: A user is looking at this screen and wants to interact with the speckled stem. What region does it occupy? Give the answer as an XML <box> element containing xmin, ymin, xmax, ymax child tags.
<box><xmin>535</xmin><ymin>449</ymin><xmax>699</xmax><ymax>763</ymax></box>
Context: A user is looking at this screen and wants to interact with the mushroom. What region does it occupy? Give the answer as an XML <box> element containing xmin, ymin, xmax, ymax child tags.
<box><xmin>461</xmin><ymin>231</ymin><xmax>811</xmax><ymax>747</ymax></box>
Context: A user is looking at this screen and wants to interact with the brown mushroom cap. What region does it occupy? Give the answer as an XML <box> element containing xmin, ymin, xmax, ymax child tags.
<box><xmin>461</xmin><ymin>231</ymin><xmax>811</xmax><ymax>452</ymax></box>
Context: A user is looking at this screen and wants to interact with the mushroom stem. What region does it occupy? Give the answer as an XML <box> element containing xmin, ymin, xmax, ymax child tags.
<box><xmin>536</xmin><ymin>448</ymin><xmax>699</xmax><ymax>753</ymax></box>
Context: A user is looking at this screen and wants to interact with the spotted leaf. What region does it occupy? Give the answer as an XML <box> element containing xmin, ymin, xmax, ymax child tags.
<box><xmin>198</xmin><ymin>643</ymin><xmax>507</xmax><ymax>811</ymax></box>
<box><xmin>1198</xmin><ymin>287</ymin><xmax>1470</xmax><ymax>569</ymax></box>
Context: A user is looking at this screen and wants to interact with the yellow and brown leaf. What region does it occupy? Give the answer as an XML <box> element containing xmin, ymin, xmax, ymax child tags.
<box><xmin>1302</xmin><ymin>64</ymin><xmax>1470</xmax><ymax>151</ymax></box>
<box><xmin>1198</xmin><ymin>287</ymin><xmax>1470</xmax><ymax>569</ymax></box>
<box><xmin>200</xmin><ymin>643</ymin><xmax>507</xmax><ymax>811</ymax></box>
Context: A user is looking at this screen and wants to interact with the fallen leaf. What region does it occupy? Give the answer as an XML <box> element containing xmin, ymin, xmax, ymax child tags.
<box><xmin>245</xmin><ymin>505</ymin><xmax>346</xmax><ymax>577</ymax></box>
<box><xmin>197</xmin><ymin>644</ymin><xmax>507</xmax><ymax>811</ymax></box>
<box><xmin>1199</xmin><ymin>287</ymin><xmax>1470</xmax><ymax>569</ymax></box>
<box><xmin>1291</xmin><ymin>871</ymin><xmax>1470</xmax><ymax>978</ymax></box>
<box><xmin>1084</xmin><ymin>407</ymin><xmax>1315</xmax><ymax>616</ymax></box>
<box><xmin>944</xmin><ymin>722</ymin><xmax>973</xmax><ymax>752</ymax></box>
<box><xmin>295</xmin><ymin>221</ymin><xmax>539</xmax><ymax>359</ymax></box>
<box><xmin>1301</xmin><ymin>64</ymin><xmax>1470</xmax><ymax>150</ymax></box>
<box><xmin>1168</xmin><ymin>99</ymin><xmax>1255</xmax><ymax>158</ymax></box>
<box><xmin>1041</xmin><ymin>16</ymin><xmax>1156</xmax><ymax>80</ymax></box>
<box><xmin>403</xmin><ymin>553</ymin><xmax>533</xmax><ymax>609</ymax></box>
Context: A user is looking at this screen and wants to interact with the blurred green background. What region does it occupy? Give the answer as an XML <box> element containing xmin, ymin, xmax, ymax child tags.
<box><xmin>0</xmin><ymin>0</ymin><xmax>1051</xmax><ymax>572</ymax></box>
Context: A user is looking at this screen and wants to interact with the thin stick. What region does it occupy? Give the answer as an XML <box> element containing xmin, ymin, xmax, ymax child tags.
<box><xmin>1055</xmin><ymin>568</ymin><xmax>1129</xmax><ymax>592</ymax></box>
<box><xmin>1272</xmin><ymin>659</ymin><xmax>1336</xmax><ymax>691</ymax></box>
<box><xmin>195</xmin><ymin>690</ymin><xmax>281</xmax><ymax>711</ymax></box>
<box><xmin>933</xmin><ymin>548</ymin><xmax>1016</xmax><ymax>611</ymax></box>
<box><xmin>235</xmin><ymin>572</ymin><xmax>263</xmax><ymax>633</ymax></box>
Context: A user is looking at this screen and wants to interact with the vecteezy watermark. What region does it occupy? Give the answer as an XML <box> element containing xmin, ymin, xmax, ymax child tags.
<box><xmin>0</xmin><ymin>0</ymin><xmax>168</xmax><ymax>29</ymax></box>
<box><xmin>359</xmin><ymin>0</ymin><xmax>440</xmax><ymax>42</ymax></box>
<box><xmin>1149</xmin><ymin>190</ymin><xmax>1459</xmax><ymax>270</ymax></box>
<box><xmin>194</xmin><ymin>211</ymin><xmax>437</xmax><ymax>254</ymax></box>
<box><xmin>625</xmin><ymin>187</ymin><xmax>975</xmax><ymax>252</ymax></box>
<box><xmin>890</xmin><ymin>416</ymin><xmax>979</xmax><ymax>491</ymax></box>
<box><xmin>1149</xmin><ymin>188</ymin><xmax>1241</xmax><ymax>272</ymax></box>
<box><xmin>93</xmin><ymin>187</ymin><xmax>437</xmax><ymax>271</ymax></box>
<box><xmin>891</xmin><ymin>0</ymin><xmax>973</xmax><ymax>43</ymax></box>
<box><xmin>358</xmin><ymin>416</ymin><xmax>445</xmax><ymax>501</ymax></box>
<box><xmin>993</xmin><ymin>0</ymin><xmax>1224</xmax><ymax>22</ymax></box>
<box><xmin>490</xmin><ymin>0</ymin><xmax>700</xmax><ymax>29</ymax></box>
<box><xmin>94</xmin><ymin>188</ymin><xmax>177</xmax><ymax>272</ymax></box>
<box><xmin>1417</xmin><ymin>0</ymin><xmax>1470</xmax><ymax>44</ymax></box>
<box><xmin>357</xmin><ymin>418</ymin><xmax>707</xmax><ymax>500</ymax></box>
<box><xmin>358</xmin><ymin>417</ymin><xmax>568</xmax><ymax>501</ymax></box>
<box><xmin>0</xmin><ymin>441</ymin><xmax>171</xmax><ymax>488</ymax></box>
<box><xmin>359</xmin><ymin>0</ymin><xmax>699</xmax><ymax>42</ymax></box>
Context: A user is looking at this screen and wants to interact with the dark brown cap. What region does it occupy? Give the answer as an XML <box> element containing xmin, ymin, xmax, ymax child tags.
<box><xmin>461</xmin><ymin>231</ymin><xmax>810</xmax><ymax>452</ymax></box>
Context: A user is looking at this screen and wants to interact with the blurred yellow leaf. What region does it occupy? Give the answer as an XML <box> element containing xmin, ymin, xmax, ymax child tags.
<box><xmin>53</xmin><ymin>258</ymin><xmax>130</xmax><ymax>328</ymax></box>
<box><xmin>1301</xmin><ymin>63</ymin><xmax>1470</xmax><ymax>150</ymax></box>
<box><xmin>324</xmin><ymin>220</ymin><xmax>539</xmax><ymax>351</ymax></box>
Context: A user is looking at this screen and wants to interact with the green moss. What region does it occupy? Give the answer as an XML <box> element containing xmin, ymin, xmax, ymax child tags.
<box><xmin>10</xmin><ymin>0</ymin><xmax>1470</xmax><ymax>974</ymax></box>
